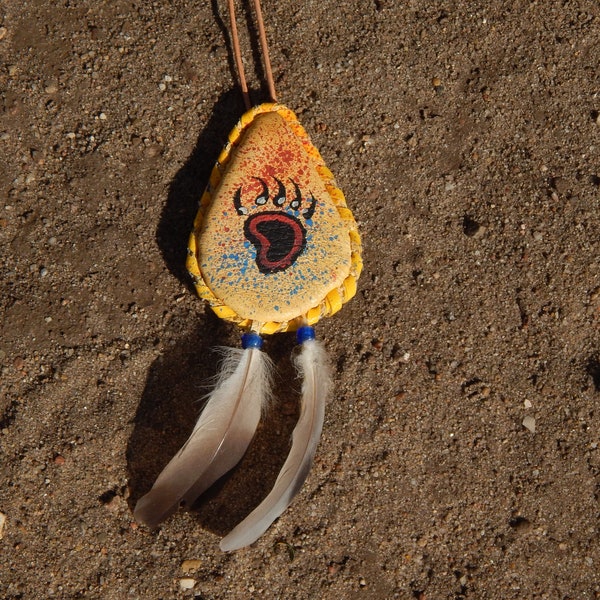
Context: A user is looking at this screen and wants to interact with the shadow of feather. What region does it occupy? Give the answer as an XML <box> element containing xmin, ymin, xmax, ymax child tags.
<box><xmin>127</xmin><ymin>315</ymin><xmax>301</xmax><ymax>538</ymax></box>
<box><xmin>126</xmin><ymin>315</ymin><xmax>227</xmax><ymax>509</ymax></box>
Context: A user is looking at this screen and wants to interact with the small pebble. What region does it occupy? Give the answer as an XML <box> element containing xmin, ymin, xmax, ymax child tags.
<box><xmin>0</xmin><ymin>27</ymin><xmax>7</xmax><ymax>41</ymax></box>
<box><xmin>511</xmin><ymin>517</ymin><xmax>532</xmax><ymax>533</ymax></box>
<box><xmin>179</xmin><ymin>578</ymin><xmax>196</xmax><ymax>591</ymax></box>
<box><xmin>144</xmin><ymin>145</ymin><xmax>161</xmax><ymax>158</ymax></box>
<box><xmin>522</xmin><ymin>415</ymin><xmax>536</xmax><ymax>433</ymax></box>
<box><xmin>0</xmin><ymin>512</ymin><xmax>6</xmax><ymax>539</ymax></box>
<box><xmin>45</xmin><ymin>82</ymin><xmax>58</xmax><ymax>94</ymax></box>
<box><xmin>105</xmin><ymin>496</ymin><xmax>123</xmax><ymax>512</ymax></box>
<box><xmin>551</xmin><ymin>177</ymin><xmax>569</xmax><ymax>195</ymax></box>
<box><xmin>524</xmin><ymin>399</ymin><xmax>532</xmax><ymax>408</ymax></box>
<box><xmin>181</xmin><ymin>559</ymin><xmax>202</xmax><ymax>573</ymax></box>
<box><xmin>40</xmin><ymin>267</ymin><xmax>48</xmax><ymax>277</ymax></box>
<box><xmin>462</xmin><ymin>216</ymin><xmax>485</xmax><ymax>238</ymax></box>
<box><xmin>371</xmin><ymin>339</ymin><xmax>383</xmax><ymax>350</ymax></box>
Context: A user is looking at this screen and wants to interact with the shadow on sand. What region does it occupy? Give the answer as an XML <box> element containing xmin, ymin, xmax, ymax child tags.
<box><xmin>127</xmin><ymin>316</ymin><xmax>300</xmax><ymax>538</ymax></box>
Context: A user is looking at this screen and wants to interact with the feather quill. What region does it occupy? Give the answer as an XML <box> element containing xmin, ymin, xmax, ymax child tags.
<box><xmin>134</xmin><ymin>346</ymin><xmax>272</xmax><ymax>529</ymax></box>
<box><xmin>220</xmin><ymin>338</ymin><xmax>331</xmax><ymax>551</ymax></box>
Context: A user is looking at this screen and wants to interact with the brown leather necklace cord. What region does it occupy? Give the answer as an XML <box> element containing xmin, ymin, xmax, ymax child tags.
<box><xmin>227</xmin><ymin>0</ymin><xmax>277</xmax><ymax>108</ymax></box>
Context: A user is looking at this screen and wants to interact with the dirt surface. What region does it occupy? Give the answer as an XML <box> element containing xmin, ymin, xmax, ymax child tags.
<box><xmin>1</xmin><ymin>0</ymin><xmax>600</xmax><ymax>598</ymax></box>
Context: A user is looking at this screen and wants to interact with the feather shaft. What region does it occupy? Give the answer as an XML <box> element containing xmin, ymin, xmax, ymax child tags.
<box><xmin>219</xmin><ymin>338</ymin><xmax>330</xmax><ymax>551</ymax></box>
<box><xmin>134</xmin><ymin>346</ymin><xmax>272</xmax><ymax>529</ymax></box>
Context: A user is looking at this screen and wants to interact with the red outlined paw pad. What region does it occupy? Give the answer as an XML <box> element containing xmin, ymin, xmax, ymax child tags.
<box><xmin>234</xmin><ymin>177</ymin><xmax>316</xmax><ymax>274</ymax></box>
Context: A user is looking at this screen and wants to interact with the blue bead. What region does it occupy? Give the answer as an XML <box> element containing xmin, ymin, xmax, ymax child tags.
<box><xmin>241</xmin><ymin>332</ymin><xmax>263</xmax><ymax>349</ymax></box>
<box><xmin>296</xmin><ymin>325</ymin><xmax>316</xmax><ymax>344</ymax></box>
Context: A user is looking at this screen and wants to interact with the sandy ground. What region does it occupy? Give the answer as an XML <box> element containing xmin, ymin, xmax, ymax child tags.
<box><xmin>1</xmin><ymin>0</ymin><xmax>600</xmax><ymax>598</ymax></box>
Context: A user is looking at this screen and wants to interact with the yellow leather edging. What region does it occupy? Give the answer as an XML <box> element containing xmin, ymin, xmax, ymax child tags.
<box><xmin>186</xmin><ymin>103</ymin><xmax>362</xmax><ymax>334</ymax></box>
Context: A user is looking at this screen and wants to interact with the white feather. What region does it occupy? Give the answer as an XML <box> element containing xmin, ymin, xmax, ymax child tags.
<box><xmin>134</xmin><ymin>346</ymin><xmax>272</xmax><ymax>529</ymax></box>
<box><xmin>219</xmin><ymin>338</ymin><xmax>331</xmax><ymax>551</ymax></box>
